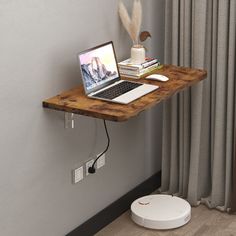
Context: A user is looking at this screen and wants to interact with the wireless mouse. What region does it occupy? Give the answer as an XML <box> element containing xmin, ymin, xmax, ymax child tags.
<box><xmin>146</xmin><ymin>74</ymin><xmax>169</xmax><ymax>82</ymax></box>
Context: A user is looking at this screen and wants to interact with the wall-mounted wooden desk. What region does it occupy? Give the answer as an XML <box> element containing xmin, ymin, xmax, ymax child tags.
<box><xmin>42</xmin><ymin>65</ymin><xmax>207</xmax><ymax>122</ymax></box>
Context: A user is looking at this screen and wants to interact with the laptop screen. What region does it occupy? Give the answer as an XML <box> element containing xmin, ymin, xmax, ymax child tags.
<box><xmin>78</xmin><ymin>42</ymin><xmax>120</xmax><ymax>94</ymax></box>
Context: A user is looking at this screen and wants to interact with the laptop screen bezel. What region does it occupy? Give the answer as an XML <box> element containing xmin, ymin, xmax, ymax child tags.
<box><xmin>78</xmin><ymin>41</ymin><xmax>121</xmax><ymax>95</ymax></box>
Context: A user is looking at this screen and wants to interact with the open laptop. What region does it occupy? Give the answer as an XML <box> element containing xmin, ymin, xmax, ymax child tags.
<box><xmin>78</xmin><ymin>41</ymin><xmax>159</xmax><ymax>104</ymax></box>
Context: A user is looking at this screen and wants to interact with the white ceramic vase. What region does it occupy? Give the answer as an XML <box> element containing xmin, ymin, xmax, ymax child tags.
<box><xmin>131</xmin><ymin>44</ymin><xmax>145</xmax><ymax>64</ymax></box>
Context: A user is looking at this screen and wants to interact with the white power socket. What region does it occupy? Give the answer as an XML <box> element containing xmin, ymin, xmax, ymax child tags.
<box><xmin>85</xmin><ymin>159</ymin><xmax>94</xmax><ymax>176</ymax></box>
<box><xmin>73</xmin><ymin>166</ymin><xmax>84</xmax><ymax>184</ymax></box>
<box><xmin>96</xmin><ymin>153</ymin><xmax>106</xmax><ymax>169</ymax></box>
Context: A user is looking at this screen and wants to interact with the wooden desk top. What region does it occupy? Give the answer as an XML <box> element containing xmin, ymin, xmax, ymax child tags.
<box><xmin>42</xmin><ymin>65</ymin><xmax>207</xmax><ymax>122</ymax></box>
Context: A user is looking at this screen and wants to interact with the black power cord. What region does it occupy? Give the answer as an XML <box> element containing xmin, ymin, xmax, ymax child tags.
<box><xmin>88</xmin><ymin>120</ymin><xmax>110</xmax><ymax>174</ymax></box>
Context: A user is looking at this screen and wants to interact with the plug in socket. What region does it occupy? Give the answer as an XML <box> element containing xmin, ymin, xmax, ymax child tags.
<box><xmin>85</xmin><ymin>159</ymin><xmax>94</xmax><ymax>176</ymax></box>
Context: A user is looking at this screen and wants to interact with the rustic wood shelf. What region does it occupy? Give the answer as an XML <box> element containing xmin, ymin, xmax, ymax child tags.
<box><xmin>42</xmin><ymin>65</ymin><xmax>207</xmax><ymax>122</ymax></box>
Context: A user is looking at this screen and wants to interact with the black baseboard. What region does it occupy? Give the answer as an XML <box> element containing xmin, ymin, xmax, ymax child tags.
<box><xmin>66</xmin><ymin>171</ymin><xmax>161</xmax><ymax>236</ymax></box>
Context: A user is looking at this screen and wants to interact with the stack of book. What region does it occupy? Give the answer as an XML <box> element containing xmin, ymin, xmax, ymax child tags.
<box><xmin>118</xmin><ymin>58</ymin><xmax>161</xmax><ymax>79</ymax></box>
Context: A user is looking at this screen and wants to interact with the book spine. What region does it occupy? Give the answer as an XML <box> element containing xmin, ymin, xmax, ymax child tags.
<box><xmin>119</xmin><ymin>63</ymin><xmax>160</xmax><ymax>76</ymax></box>
<box><xmin>120</xmin><ymin>65</ymin><xmax>160</xmax><ymax>79</ymax></box>
<box><xmin>118</xmin><ymin>65</ymin><xmax>140</xmax><ymax>71</ymax></box>
<box><xmin>141</xmin><ymin>59</ymin><xmax>159</xmax><ymax>68</ymax></box>
<box><xmin>118</xmin><ymin>58</ymin><xmax>160</xmax><ymax>71</ymax></box>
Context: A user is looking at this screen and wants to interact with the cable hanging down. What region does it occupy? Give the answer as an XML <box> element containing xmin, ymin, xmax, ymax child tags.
<box><xmin>88</xmin><ymin>120</ymin><xmax>110</xmax><ymax>174</ymax></box>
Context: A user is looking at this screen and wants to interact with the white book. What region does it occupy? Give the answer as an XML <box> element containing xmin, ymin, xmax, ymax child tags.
<box><xmin>119</xmin><ymin>63</ymin><xmax>160</xmax><ymax>76</ymax></box>
<box><xmin>118</xmin><ymin>58</ymin><xmax>160</xmax><ymax>71</ymax></box>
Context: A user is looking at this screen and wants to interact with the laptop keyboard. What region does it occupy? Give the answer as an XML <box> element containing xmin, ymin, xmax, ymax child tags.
<box><xmin>94</xmin><ymin>81</ymin><xmax>142</xmax><ymax>100</ymax></box>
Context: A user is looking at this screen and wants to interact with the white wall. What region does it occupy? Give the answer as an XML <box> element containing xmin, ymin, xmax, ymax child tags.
<box><xmin>0</xmin><ymin>0</ymin><xmax>165</xmax><ymax>235</ymax></box>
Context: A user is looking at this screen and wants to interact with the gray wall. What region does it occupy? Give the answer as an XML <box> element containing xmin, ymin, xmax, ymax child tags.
<box><xmin>0</xmin><ymin>0</ymin><xmax>165</xmax><ymax>235</ymax></box>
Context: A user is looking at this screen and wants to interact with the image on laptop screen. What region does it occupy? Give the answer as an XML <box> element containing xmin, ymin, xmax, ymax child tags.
<box><xmin>78</xmin><ymin>42</ymin><xmax>119</xmax><ymax>92</ymax></box>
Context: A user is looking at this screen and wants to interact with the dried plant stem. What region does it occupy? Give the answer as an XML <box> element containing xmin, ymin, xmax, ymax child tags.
<box><xmin>118</xmin><ymin>0</ymin><xmax>142</xmax><ymax>45</ymax></box>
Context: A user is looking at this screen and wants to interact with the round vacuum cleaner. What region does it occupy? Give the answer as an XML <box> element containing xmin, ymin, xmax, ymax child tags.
<box><xmin>131</xmin><ymin>194</ymin><xmax>191</xmax><ymax>230</ymax></box>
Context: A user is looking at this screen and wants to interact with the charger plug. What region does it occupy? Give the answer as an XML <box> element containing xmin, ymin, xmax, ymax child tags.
<box><xmin>88</xmin><ymin>166</ymin><xmax>96</xmax><ymax>174</ymax></box>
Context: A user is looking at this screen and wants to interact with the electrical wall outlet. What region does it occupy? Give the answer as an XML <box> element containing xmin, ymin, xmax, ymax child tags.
<box><xmin>85</xmin><ymin>159</ymin><xmax>94</xmax><ymax>176</ymax></box>
<box><xmin>96</xmin><ymin>153</ymin><xmax>105</xmax><ymax>169</ymax></box>
<box><xmin>73</xmin><ymin>166</ymin><xmax>84</xmax><ymax>184</ymax></box>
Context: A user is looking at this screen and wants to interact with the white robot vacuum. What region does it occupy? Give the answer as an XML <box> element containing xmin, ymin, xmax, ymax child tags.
<box><xmin>131</xmin><ymin>194</ymin><xmax>191</xmax><ymax>230</ymax></box>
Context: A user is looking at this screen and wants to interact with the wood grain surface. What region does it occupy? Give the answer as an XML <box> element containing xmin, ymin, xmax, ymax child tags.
<box><xmin>95</xmin><ymin>204</ymin><xmax>236</xmax><ymax>236</ymax></box>
<box><xmin>42</xmin><ymin>65</ymin><xmax>207</xmax><ymax>122</ymax></box>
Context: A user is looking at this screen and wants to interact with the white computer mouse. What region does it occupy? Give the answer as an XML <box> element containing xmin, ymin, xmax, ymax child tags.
<box><xmin>146</xmin><ymin>74</ymin><xmax>169</xmax><ymax>82</ymax></box>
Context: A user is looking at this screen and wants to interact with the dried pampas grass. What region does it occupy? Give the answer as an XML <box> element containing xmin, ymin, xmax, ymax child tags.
<box><xmin>118</xmin><ymin>0</ymin><xmax>142</xmax><ymax>45</ymax></box>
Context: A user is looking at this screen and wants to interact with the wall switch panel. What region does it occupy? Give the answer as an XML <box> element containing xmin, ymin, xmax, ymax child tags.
<box><xmin>96</xmin><ymin>154</ymin><xmax>105</xmax><ymax>169</ymax></box>
<box><xmin>73</xmin><ymin>166</ymin><xmax>84</xmax><ymax>184</ymax></box>
<box><xmin>85</xmin><ymin>159</ymin><xmax>94</xmax><ymax>176</ymax></box>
